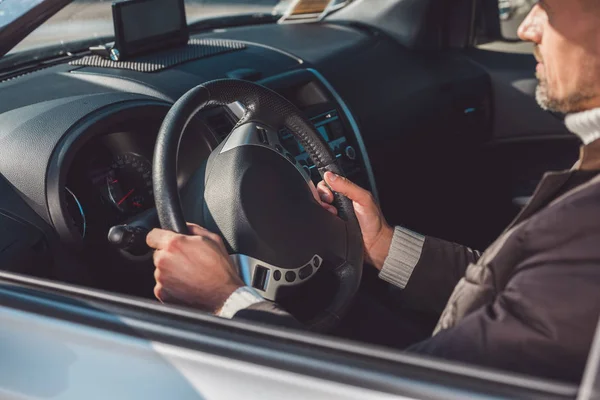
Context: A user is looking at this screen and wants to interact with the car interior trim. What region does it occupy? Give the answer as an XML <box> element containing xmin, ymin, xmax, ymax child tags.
<box><xmin>231</xmin><ymin>253</ymin><xmax>323</xmax><ymax>300</ymax></box>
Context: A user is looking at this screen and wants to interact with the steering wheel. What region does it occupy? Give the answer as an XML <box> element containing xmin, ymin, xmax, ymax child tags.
<box><xmin>153</xmin><ymin>79</ymin><xmax>363</xmax><ymax>331</ymax></box>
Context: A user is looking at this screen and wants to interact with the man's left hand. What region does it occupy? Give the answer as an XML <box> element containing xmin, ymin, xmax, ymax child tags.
<box><xmin>146</xmin><ymin>223</ymin><xmax>244</xmax><ymax>313</ymax></box>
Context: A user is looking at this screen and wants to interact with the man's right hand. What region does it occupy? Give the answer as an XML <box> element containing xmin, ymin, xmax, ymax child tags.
<box><xmin>317</xmin><ymin>171</ymin><xmax>394</xmax><ymax>271</ymax></box>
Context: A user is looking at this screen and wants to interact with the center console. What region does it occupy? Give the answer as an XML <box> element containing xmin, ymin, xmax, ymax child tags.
<box><xmin>279</xmin><ymin>109</ymin><xmax>362</xmax><ymax>185</ymax></box>
<box><xmin>260</xmin><ymin>69</ymin><xmax>375</xmax><ymax>196</ymax></box>
<box><xmin>205</xmin><ymin>68</ymin><xmax>375</xmax><ymax>199</ymax></box>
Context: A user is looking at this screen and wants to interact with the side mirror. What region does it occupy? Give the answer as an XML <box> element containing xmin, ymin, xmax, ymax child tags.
<box><xmin>498</xmin><ymin>0</ymin><xmax>535</xmax><ymax>41</ymax></box>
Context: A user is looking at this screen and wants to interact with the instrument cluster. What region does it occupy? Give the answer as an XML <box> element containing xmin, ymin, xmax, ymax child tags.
<box><xmin>63</xmin><ymin>108</ymin><xmax>218</xmax><ymax>245</ymax></box>
<box><xmin>65</xmin><ymin>133</ymin><xmax>157</xmax><ymax>242</ymax></box>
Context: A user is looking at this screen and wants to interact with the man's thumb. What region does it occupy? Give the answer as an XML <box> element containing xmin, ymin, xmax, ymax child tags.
<box><xmin>324</xmin><ymin>171</ymin><xmax>367</xmax><ymax>204</ymax></box>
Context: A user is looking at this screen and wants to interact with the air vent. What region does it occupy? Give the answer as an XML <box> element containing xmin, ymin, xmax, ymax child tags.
<box><xmin>205</xmin><ymin>109</ymin><xmax>236</xmax><ymax>141</ymax></box>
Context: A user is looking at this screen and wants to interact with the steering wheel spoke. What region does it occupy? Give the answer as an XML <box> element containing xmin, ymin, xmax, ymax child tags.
<box><xmin>230</xmin><ymin>253</ymin><xmax>324</xmax><ymax>301</ymax></box>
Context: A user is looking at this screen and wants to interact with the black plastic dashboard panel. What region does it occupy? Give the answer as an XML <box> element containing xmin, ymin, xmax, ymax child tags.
<box><xmin>0</xmin><ymin>211</ymin><xmax>49</xmax><ymax>277</ymax></box>
<box><xmin>203</xmin><ymin>22</ymin><xmax>373</xmax><ymax>64</ymax></box>
<box><xmin>0</xmin><ymin>93</ymin><xmax>164</xmax><ymax>223</ymax></box>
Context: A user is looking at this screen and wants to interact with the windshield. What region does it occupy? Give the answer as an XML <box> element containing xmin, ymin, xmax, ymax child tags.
<box><xmin>0</xmin><ymin>0</ymin><xmax>45</xmax><ymax>29</ymax></box>
<box><xmin>5</xmin><ymin>0</ymin><xmax>292</xmax><ymax>55</ymax></box>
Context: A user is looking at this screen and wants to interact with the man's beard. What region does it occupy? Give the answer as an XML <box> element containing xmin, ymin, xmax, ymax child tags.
<box><xmin>536</xmin><ymin>76</ymin><xmax>594</xmax><ymax>114</ymax></box>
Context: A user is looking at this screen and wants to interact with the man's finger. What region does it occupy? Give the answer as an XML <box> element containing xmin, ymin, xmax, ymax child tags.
<box><xmin>324</xmin><ymin>172</ymin><xmax>372</xmax><ymax>205</ymax></box>
<box><xmin>147</xmin><ymin>228</ymin><xmax>180</xmax><ymax>250</ymax></box>
<box><xmin>186</xmin><ymin>223</ymin><xmax>212</xmax><ymax>236</ymax></box>
<box><xmin>322</xmin><ymin>203</ymin><xmax>338</xmax><ymax>215</ymax></box>
<box><xmin>317</xmin><ymin>180</ymin><xmax>334</xmax><ymax>203</ymax></box>
<box><xmin>186</xmin><ymin>223</ymin><xmax>227</xmax><ymax>251</ymax></box>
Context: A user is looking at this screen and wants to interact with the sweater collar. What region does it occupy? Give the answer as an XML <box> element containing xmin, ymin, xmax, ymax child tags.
<box><xmin>565</xmin><ymin>108</ymin><xmax>600</xmax><ymax>145</ymax></box>
<box><xmin>565</xmin><ymin>108</ymin><xmax>600</xmax><ymax>170</ymax></box>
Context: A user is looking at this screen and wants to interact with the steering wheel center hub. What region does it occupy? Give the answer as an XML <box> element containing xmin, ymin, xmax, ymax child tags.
<box><xmin>202</xmin><ymin>124</ymin><xmax>346</xmax><ymax>269</ymax></box>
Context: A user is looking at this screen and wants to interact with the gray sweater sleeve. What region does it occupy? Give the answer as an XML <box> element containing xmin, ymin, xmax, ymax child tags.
<box><xmin>378</xmin><ymin>226</ymin><xmax>426</xmax><ymax>288</ymax></box>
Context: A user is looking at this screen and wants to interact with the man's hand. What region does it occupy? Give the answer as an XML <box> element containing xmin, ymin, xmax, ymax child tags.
<box><xmin>146</xmin><ymin>223</ymin><xmax>244</xmax><ymax>312</ymax></box>
<box><xmin>317</xmin><ymin>172</ymin><xmax>394</xmax><ymax>270</ymax></box>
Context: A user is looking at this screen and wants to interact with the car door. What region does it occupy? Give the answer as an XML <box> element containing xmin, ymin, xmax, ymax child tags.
<box><xmin>0</xmin><ymin>270</ymin><xmax>584</xmax><ymax>400</ymax></box>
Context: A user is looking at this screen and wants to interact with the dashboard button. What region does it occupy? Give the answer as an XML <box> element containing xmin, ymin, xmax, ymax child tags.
<box><xmin>345</xmin><ymin>145</ymin><xmax>357</xmax><ymax>160</ymax></box>
<box><xmin>273</xmin><ymin>270</ymin><xmax>282</xmax><ymax>281</ymax></box>
<box><xmin>312</xmin><ymin>256</ymin><xmax>321</xmax><ymax>268</ymax></box>
<box><xmin>285</xmin><ymin>271</ymin><xmax>296</xmax><ymax>282</ymax></box>
<box><xmin>257</xmin><ymin>127</ymin><xmax>269</xmax><ymax>144</ymax></box>
<box><xmin>275</xmin><ymin>144</ymin><xmax>284</xmax><ymax>153</ymax></box>
<box><xmin>299</xmin><ymin>265</ymin><xmax>312</xmax><ymax>280</ymax></box>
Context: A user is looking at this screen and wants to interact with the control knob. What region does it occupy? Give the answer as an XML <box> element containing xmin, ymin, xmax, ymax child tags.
<box><xmin>344</xmin><ymin>145</ymin><xmax>357</xmax><ymax>161</ymax></box>
<box><xmin>108</xmin><ymin>225</ymin><xmax>150</xmax><ymax>256</ymax></box>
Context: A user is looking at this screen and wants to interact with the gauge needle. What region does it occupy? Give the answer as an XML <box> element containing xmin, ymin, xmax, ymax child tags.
<box><xmin>117</xmin><ymin>189</ymin><xmax>135</xmax><ymax>206</ymax></box>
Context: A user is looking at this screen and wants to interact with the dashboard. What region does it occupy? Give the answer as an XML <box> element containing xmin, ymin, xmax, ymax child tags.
<box><xmin>58</xmin><ymin>69</ymin><xmax>372</xmax><ymax>251</ymax></box>
<box><xmin>0</xmin><ymin>21</ymin><xmax>492</xmax><ymax>293</ymax></box>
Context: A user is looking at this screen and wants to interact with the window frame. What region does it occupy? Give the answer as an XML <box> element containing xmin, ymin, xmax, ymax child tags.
<box><xmin>0</xmin><ymin>269</ymin><xmax>582</xmax><ymax>399</ymax></box>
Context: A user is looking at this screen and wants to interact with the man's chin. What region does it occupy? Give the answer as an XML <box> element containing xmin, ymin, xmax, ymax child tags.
<box><xmin>536</xmin><ymin>81</ymin><xmax>595</xmax><ymax>114</ymax></box>
<box><xmin>535</xmin><ymin>83</ymin><xmax>553</xmax><ymax>111</ymax></box>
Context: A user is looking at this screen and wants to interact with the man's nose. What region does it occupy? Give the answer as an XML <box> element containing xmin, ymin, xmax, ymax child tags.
<box><xmin>517</xmin><ymin>5</ymin><xmax>544</xmax><ymax>43</ymax></box>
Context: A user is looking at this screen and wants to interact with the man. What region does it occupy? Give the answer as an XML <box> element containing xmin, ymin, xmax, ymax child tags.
<box><xmin>146</xmin><ymin>1</ymin><xmax>600</xmax><ymax>383</ymax></box>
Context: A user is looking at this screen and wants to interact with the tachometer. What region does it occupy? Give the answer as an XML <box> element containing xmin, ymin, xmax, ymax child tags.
<box><xmin>106</xmin><ymin>152</ymin><xmax>153</xmax><ymax>214</ymax></box>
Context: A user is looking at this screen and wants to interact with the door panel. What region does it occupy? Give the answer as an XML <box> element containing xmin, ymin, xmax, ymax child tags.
<box><xmin>461</xmin><ymin>42</ymin><xmax>580</xmax><ymax>248</ymax></box>
<box><xmin>468</xmin><ymin>41</ymin><xmax>571</xmax><ymax>140</ymax></box>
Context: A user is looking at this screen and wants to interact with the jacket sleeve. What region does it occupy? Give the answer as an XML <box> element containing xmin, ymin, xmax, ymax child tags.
<box><xmin>382</xmin><ymin>227</ymin><xmax>481</xmax><ymax>316</ymax></box>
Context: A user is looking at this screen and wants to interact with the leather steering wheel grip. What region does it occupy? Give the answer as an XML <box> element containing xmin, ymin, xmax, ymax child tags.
<box><xmin>153</xmin><ymin>85</ymin><xmax>212</xmax><ymax>234</ymax></box>
<box><xmin>153</xmin><ymin>79</ymin><xmax>364</xmax><ymax>330</ymax></box>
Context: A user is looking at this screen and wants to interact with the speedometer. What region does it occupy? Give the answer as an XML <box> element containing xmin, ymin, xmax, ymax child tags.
<box><xmin>106</xmin><ymin>153</ymin><xmax>153</xmax><ymax>214</ymax></box>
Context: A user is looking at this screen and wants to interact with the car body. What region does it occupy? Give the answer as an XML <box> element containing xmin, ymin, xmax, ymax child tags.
<box><xmin>0</xmin><ymin>0</ymin><xmax>599</xmax><ymax>399</ymax></box>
